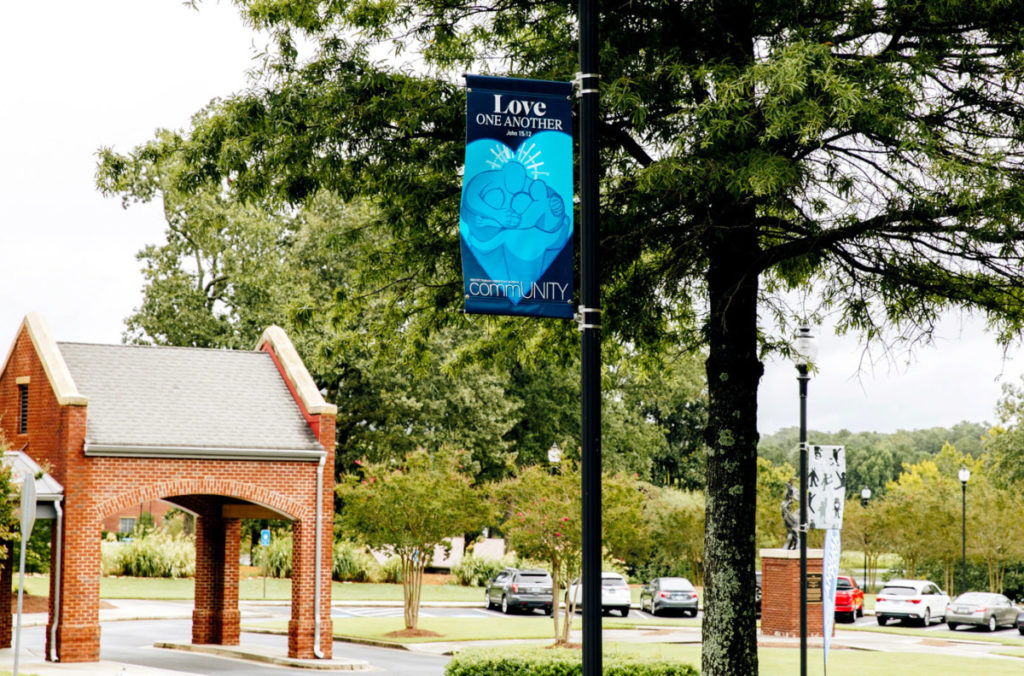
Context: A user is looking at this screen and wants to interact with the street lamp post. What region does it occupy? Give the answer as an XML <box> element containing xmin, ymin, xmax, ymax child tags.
<box><xmin>860</xmin><ymin>486</ymin><xmax>871</xmax><ymax>591</ymax></box>
<box><xmin>794</xmin><ymin>326</ymin><xmax>817</xmax><ymax>676</ymax></box>
<box><xmin>959</xmin><ymin>465</ymin><xmax>970</xmax><ymax>596</ymax></box>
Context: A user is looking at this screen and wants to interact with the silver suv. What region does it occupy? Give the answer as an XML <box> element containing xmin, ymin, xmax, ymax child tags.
<box><xmin>485</xmin><ymin>568</ymin><xmax>553</xmax><ymax>615</ymax></box>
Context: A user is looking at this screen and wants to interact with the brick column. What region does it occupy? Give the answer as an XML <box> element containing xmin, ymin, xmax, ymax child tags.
<box><xmin>760</xmin><ymin>548</ymin><xmax>825</xmax><ymax>637</ymax></box>
<box><xmin>192</xmin><ymin>514</ymin><xmax>241</xmax><ymax>645</ymax></box>
<box><xmin>51</xmin><ymin>503</ymin><xmax>101</xmax><ymax>661</ymax></box>
<box><xmin>0</xmin><ymin>540</ymin><xmax>12</xmax><ymax>648</ymax></box>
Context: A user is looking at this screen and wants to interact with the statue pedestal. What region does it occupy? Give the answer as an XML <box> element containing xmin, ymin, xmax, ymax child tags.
<box><xmin>760</xmin><ymin>548</ymin><xmax>825</xmax><ymax>637</ymax></box>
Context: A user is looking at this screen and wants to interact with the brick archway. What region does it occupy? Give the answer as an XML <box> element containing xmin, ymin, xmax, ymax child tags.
<box><xmin>0</xmin><ymin>315</ymin><xmax>336</xmax><ymax>663</ymax></box>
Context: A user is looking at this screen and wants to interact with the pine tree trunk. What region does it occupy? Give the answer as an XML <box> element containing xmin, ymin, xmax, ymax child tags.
<box><xmin>701</xmin><ymin>212</ymin><xmax>762</xmax><ymax>676</ymax></box>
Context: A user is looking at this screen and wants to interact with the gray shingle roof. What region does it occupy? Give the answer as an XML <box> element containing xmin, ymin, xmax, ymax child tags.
<box><xmin>57</xmin><ymin>342</ymin><xmax>324</xmax><ymax>459</ymax></box>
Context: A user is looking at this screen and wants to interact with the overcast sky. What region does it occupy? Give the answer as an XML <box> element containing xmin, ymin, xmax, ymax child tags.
<box><xmin>3</xmin><ymin>2</ymin><xmax>1022</xmax><ymax>436</ymax></box>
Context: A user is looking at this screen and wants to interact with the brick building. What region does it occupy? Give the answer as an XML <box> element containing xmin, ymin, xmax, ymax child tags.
<box><xmin>0</xmin><ymin>313</ymin><xmax>336</xmax><ymax>662</ymax></box>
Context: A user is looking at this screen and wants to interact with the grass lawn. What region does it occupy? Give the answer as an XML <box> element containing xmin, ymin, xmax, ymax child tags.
<box><xmin>18</xmin><ymin>574</ymin><xmax>485</xmax><ymax>602</ymax></box>
<box><xmin>457</xmin><ymin>642</ymin><xmax>1024</xmax><ymax>675</ymax></box>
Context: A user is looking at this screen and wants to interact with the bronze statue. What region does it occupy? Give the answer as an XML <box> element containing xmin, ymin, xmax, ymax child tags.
<box><xmin>782</xmin><ymin>481</ymin><xmax>799</xmax><ymax>550</ymax></box>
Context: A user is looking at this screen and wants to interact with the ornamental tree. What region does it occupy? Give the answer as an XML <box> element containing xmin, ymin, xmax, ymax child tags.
<box><xmin>101</xmin><ymin>2</ymin><xmax>1024</xmax><ymax>671</ymax></box>
<box><xmin>336</xmin><ymin>447</ymin><xmax>486</xmax><ymax>629</ymax></box>
<box><xmin>492</xmin><ymin>463</ymin><xmax>645</xmax><ymax>645</ymax></box>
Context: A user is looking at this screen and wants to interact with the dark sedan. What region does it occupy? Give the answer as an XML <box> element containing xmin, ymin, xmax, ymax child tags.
<box><xmin>946</xmin><ymin>592</ymin><xmax>1019</xmax><ymax>631</ymax></box>
<box><xmin>640</xmin><ymin>577</ymin><xmax>699</xmax><ymax>617</ymax></box>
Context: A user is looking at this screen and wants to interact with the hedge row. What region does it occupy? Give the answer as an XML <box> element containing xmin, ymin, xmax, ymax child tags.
<box><xmin>445</xmin><ymin>651</ymin><xmax>699</xmax><ymax>675</ymax></box>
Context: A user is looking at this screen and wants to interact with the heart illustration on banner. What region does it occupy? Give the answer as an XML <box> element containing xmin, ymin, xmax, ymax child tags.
<box><xmin>460</xmin><ymin>139</ymin><xmax>572</xmax><ymax>304</ymax></box>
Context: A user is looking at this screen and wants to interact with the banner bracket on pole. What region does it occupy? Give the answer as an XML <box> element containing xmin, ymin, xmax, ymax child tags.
<box><xmin>573</xmin><ymin>72</ymin><xmax>601</xmax><ymax>97</ymax></box>
<box><xmin>576</xmin><ymin>305</ymin><xmax>602</xmax><ymax>331</ymax></box>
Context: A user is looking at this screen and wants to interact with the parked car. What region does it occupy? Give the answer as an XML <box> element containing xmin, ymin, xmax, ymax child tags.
<box><xmin>485</xmin><ymin>568</ymin><xmax>553</xmax><ymax>615</ymax></box>
<box><xmin>640</xmin><ymin>577</ymin><xmax>699</xmax><ymax>617</ymax></box>
<box><xmin>566</xmin><ymin>571</ymin><xmax>632</xmax><ymax>616</ymax></box>
<box><xmin>834</xmin><ymin>575</ymin><xmax>865</xmax><ymax>622</ymax></box>
<box><xmin>946</xmin><ymin>592</ymin><xmax>1019</xmax><ymax>631</ymax></box>
<box><xmin>874</xmin><ymin>579</ymin><xmax>949</xmax><ymax>626</ymax></box>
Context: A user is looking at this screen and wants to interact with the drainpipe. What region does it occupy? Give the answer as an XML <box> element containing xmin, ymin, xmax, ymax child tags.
<box><xmin>49</xmin><ymin>499</ymin><xmax>63</xmax><ymax>662</ymax></box>
<box><xmin>313</xmin><ymin>453</ymin><xmax>325</xmax><ymax>659</ymax></box>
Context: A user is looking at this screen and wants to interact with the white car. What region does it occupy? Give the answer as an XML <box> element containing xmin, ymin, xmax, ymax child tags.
<box><xmin>566</xmin><ymin>571</ymin><xmax>632</xmax><ymax>617</ymax></box>
<box><xmin>875</xmin><ymin>579</ymin><xmax>950</xmax><ymax>626</ymax></box>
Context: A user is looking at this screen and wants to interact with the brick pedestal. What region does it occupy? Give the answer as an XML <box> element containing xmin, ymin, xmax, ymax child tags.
<box><xmin>760</xmin><ymin>548</ymin><xmax>825</xmax><ymax>637</ymax></box>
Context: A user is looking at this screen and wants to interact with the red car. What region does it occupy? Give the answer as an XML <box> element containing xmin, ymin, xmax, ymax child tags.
<box><xmin>834</xmin><ymin>575</ymin><xmax>865</xmax><ymax>622</ymax></box>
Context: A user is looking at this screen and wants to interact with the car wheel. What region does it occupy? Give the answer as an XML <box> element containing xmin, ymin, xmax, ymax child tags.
<box><xmin>620</xmin><ymin>607</ymin><xmax>630</xmax><ymax>617</ymax></box>
<box><xmin>987</xmin><ymin>615</ymin><xmax>997</xmax><ymax>632</ymax></box>
<box><xmin>857</xmin><ymin>604</ymin><xmax>864</xmax><ymax>618</ymax></box>
<box><xmin>689</xmin><ymin>609</ymin><xmax>698</xmax><ymax>618</ymax></box>
<box><xmin>877</xmin><ymin>615</ymin><xmax>888</xmax><ymax>626</ymax></box>
<box><xmin>948</xmin><ymin>622</ymin><xmax>959</xmax><ymax>631</ymax></box>
<box><xmin>1018</xmin><ymin>625</ymin><xmax>1024</xmax><ymax>636</ymax></box>
<box><xmin>501</xmin><ymin>595</ymin><xmax>512</xmax><ymax>614</ymax></box>
<box><xmin>921</xmin><ymin>609</ymin><xmax>931</xmax><ymax>627</ymax></box>
<box><xmin>651</xmin><ymin>603</ymin><xmax>660</xmax><ymax>617</ymax></box>
<box><xmin>544</xmin><ymin>606</ymin><xmax>553</xmax><ymax>616</ymax></box>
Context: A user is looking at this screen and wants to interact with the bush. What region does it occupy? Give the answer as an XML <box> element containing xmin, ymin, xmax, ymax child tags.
<box><xmin>333</xmin><ymin>540</ymin><xmax>381</xmax><ymax>582</ymax></box>
<box><xmin>101</xmin><ymin>530</ymin><xmax>195</xmax><ymax>578</ymax></box>
<box><xmin>451</xmin><ymin>554</ymin><xmax>507</xmax><ymax>587</ymax></box>
<box><xmin>381</xmin><ymin>556</ymin><xmax>403</xmax><ymax>583</ymax></box>
<box><xmin>252</xmin><ymin>533</ymin><xmax>293</xmax><ymax>578</ymax></box>
<box><xmin>445</xmin><ymin>651</ymin><xmax>698</xmax><ymax>675</ymax></box>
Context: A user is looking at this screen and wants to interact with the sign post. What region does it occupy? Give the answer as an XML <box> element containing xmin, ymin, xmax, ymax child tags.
<box><xmin>260</xmin><ymin>528</ymin><xmax>271</xmax><ymax>599</ymax></box>
<box><xmin>13</xmin><ymin>471</ymin><xmax>37</xmax><ymax>676</ymax></box>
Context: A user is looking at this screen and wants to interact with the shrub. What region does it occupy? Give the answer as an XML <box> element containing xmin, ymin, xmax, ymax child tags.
<box><xmin>445</xmin><ymin>650</ymin><xmax>698</xmax><ymax>675</ymax></box>
<box><xmin>381</xmin><ymin>555</ymin><xmax>403</xmax><ymax>583</ymax></box>
<box><xmin>451</xmin><ymin>554</ymin><xmax>507</xmax><ymax>587</ymax></box>
<box><xmin>252</xmin><ymin>533</ymin><xmax>293</xmax><ymax>578</ymax></box>
<box><xmin>101</xmin><ymin>530</ymin><xmax>195</xmax><ymax>578</ymax></box>
<box><xmin>333</xmin><ymin>540</ymin><xmax>381</xmax><ymax>582</ymax></box>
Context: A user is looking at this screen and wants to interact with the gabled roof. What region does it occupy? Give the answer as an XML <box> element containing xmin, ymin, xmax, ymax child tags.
<box><xmin>58</xmin><ymin>341</ymin><xmax>326</xmax><ymax>460</ymax></box>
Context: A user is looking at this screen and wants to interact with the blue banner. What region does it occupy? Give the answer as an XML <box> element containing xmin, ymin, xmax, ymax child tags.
<box><xmin>823</xmin><ymin>528</ymin><xmax>841</xmax><ymax>666</ymax></box>
<box><xmin>460</xmin><ymin>75</ymin><xmax>574</xmax><ymax>318</ymax></box>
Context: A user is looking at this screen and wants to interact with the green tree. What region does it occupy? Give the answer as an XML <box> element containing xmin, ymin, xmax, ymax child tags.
<box><xmin>336</xmin><ymin>447</ymin><xmax>485</xmax><ymax>629</ymax></box>
<box><xmin>492</xmin><ymin>464</ymin><xmax>645</xmax><ymax>645</ymax></box>
<box><xmin>100</xmin><ymin>3</ymin><xmax>1024</xmax><ymax>671</ymax></box>
<box><xmin>641</xmin><ymin>486</ymin><xmax>706</xmax><ymax>585</ymax></box>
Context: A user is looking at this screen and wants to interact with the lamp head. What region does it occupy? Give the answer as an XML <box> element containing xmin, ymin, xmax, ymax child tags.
<box><xmin>793</xmin><ymin>326</ymin><xmax>818</xmax><ymax>369</ymax></box>
<box><xmin>861</xmin><ymin>486</ymin><xmax>872</xmax><ymax>501</ymax></box>
<box><xmin>958</xmin><ymin>464</ymin><xmax>970</xmax><ymax>485</ymax></box>
<box><xmin>548</xmin><ymin>442</ymin><xmax>562</xmax><ymax>464</ymax></box>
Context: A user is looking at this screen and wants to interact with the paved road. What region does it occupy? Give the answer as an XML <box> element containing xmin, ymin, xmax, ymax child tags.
<box><xmin>843</xmin><ymin>613</ymin><xmax>1023</xmax><ymax>638</ymax></box>
<box><xmin>11</xmin><ymin>620</ymin><xmax>452</xmax><ymax>675</ymax></box>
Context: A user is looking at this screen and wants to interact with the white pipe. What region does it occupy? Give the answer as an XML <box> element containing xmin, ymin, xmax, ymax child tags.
<box><xmin>313</xmin><ymin>453</ymin><xmax>325</xmax><ymax>659</ymax></box>
<box><xmin>49</xmin><ymin>500</ymin><xmax>63</xmax><ymax>663</ymax></box>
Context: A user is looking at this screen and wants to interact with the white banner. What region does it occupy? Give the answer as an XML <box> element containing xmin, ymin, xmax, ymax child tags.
<box><xmin>808</xmin><ymin>445</ymin><xmax>846</xmax><ymax>530</ymax></box>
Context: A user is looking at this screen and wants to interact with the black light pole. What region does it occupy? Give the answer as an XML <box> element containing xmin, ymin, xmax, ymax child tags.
<box><xmin>794</xmin><ymin>327</ymin><xmax>817</xmax><ymax>676</ymax></box>
<box><xmin>958</xmin><ymin>465</ymin><xmax>970</xmax><ymax>596</ymax></box>
<box><xmin>577</xmin><ymin>0</ymin><xmax>602</xmax><ymax>674</ymax></box>
<box><xmin>860</xmin><ymin>486</ymin><xmax>871</xmax><ymax>592</ymax></box>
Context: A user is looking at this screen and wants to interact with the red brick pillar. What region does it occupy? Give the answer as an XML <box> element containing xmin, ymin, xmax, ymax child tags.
<box><xmin>44</xmin><ymin>404</ymin><xmax>100</xmax><ymax>662</ymax></box>
<box><xmin>0</xmin><ymin>540</ymin><xmax>12</xmax><ymax>648</ymax></box>
<box><xmin>760</xmin><ymin>548</ymin><xmax>825</xmax><ymax>637</ymax></box>
<box><xmin>289</xmin><ymin>513</ymin><xmax>333</xmax><ymax>659</ymax></box>
<box><xmin>192</xmin><ymin>514</ymin><xmax>241</xmax><ymax>645</ymax></box>
<box><xmin>51</xmin><ymin>503</ymin><xmax>101</xmax><ymax>661</ymax></box>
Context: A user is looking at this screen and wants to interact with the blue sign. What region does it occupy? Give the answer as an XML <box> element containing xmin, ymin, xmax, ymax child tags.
<box><xmin>260</xmin><ymin>529</ymin><xmax>271</xmax><ymax>547</ymax></box>
<box><xmin>460</xmin><ymin>75</ymin><xmax>574</xmax><ymax>318</ymax></box>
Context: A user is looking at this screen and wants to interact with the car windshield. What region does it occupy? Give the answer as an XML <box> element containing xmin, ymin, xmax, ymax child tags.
<box><xmin>836</xmin><ymin>578</ymin><xmax>854</xmax><ymax>590</ymax></box>
<box><xmin>519</xmin><ymin>573</ymin><xmax>551</xmax><ymax>581</ymax></box>
<box><xmin>880</xmin><ymin>586</ymin><xmax>918</xmax><ymax>596</ymax></box>
<box><xmin>659</xmin><ymin>578</ymin><xmax>693</xmax><ymax>591</ymax></box>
